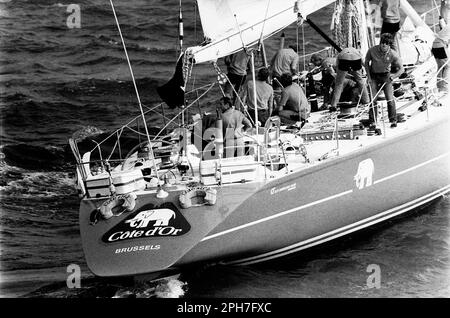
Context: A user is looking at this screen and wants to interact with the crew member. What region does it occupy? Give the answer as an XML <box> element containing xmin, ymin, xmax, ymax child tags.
<box><xmin>310</xmin><ymin>53</ymin><xmax>337</xmax><ymax>110</ymax></box>
<box><xmin>220</xmin><ymin>96</ymin><xmax>252</xmax><ymax>158</ymax></box>
<box><xmin>365</xmin><ymin>33</ymin><xmax>404</xmax><ymax>128</ymax></box>
<box><xmin>270</xmin><ymin>44</ymin><xmax>299</xmax><ymax>87</ymax></box>
<box><xmin>380</xmin><ymin>0</ymin><xmax>401</xmax><ymax>50</ymax></box>
<box><xmin>275</xmin><ymin>73</ymin><xmax>310</xmax><ymax>127</ymax></box>
<box><xmin>330</xmin><ymin>47</ymin><xmax>370</xmax><ymax>110</ymax></box>
<box><xmin>224</xmin><ymin>50</ymin><xmax>251</xmax><ymax>103</ymax></box>
<box><xmin>432</xmin><ymin>25</ymin><xmax>450</xmax><ymax>94</ymax></box>
<box><xmin>241</xmin><ymin>67</ymin><xmax>274</xmax><ymax>126</ymax></box>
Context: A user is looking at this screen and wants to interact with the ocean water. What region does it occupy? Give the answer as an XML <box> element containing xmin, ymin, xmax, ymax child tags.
<box><xmin>0</xmin><ymin>0</ymin><xmax>449</xmax><ymax>298</ymax></box>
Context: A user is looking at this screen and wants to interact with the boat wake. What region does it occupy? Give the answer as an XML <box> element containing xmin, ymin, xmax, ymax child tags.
<box><xmin>113</xmin><ymin>278</ymin><xmax>186</xmax><ymax>298</ymax></box>
<box><xmin>16</xmin><ymin>275</ymin><xmax>187</xmax><ymax>298</ymax></box>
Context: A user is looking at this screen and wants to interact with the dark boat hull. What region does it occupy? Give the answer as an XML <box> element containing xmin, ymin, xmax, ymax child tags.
<box><xmin>79</xmin><ymin>106</ymin><xmax>450</xmax><ymax>277</ymax></box>
<box><xmin>179</xmin><ymin>109</ymin><xmax>450</xmax><ymax>266</ymax></box>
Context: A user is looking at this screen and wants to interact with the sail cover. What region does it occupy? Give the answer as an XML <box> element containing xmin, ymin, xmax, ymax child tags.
<box><xmin>187</xmin><ymin>0</ymin><xmax>335</xmax><ymax>64</ymax></box>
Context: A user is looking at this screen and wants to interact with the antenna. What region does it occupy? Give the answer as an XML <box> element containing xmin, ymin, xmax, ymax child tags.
<box><xmin>178</xmin><ymin>0</ymin><xmax>184</xmax><ymax>52</ymax></box>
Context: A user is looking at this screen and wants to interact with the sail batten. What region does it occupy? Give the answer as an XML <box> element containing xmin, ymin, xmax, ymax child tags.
<box><xmin>188</xmin><ymin>0</ymin><xmax>335</xmax><ymax>63</ymax></box>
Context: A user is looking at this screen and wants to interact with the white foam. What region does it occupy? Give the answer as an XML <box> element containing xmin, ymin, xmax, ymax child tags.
<box><xmin>112</xmin><ymin>277</ymin><xmax>186</xmax><ymax>298</ymax></box>
<box><xmin>154</xmin><ymin>278</ymin><xmax>186</xmax><ymax>298</ymax></box>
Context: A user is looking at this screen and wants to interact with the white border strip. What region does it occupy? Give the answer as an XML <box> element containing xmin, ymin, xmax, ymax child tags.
<box><xmin>202</xmin><ymin>152</ymin><xmax>450</xmax><ymax>242</ymax></box>
<box><xmin>201</xmin><ymin>190</ymin><xmax>354</xmax><ymax>241</ymax></box>
<box><xmin>226</xmin><ymin>185</ymin><xmax>450</xmax><ymax>265</ymax></box>
<box><xmin>374</xmin><ymin>152</ymin><xmax>450</xmax><ymax>184</ymax></box>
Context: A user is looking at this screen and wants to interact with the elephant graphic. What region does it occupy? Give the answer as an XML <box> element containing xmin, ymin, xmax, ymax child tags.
<box><xmin>354</xmin><ymin>159</ymin><xmax>374</xmax><ymax>190</ymax></box>
<box><xmin>125</xmin><ymin>209</ymin><xmax>176</xmax><ymax>228</ymax></box>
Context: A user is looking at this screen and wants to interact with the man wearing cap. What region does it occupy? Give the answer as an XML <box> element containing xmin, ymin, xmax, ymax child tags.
<box><xmin>330</xmin><ymin>47</ymin><xmax>370</xmax><ymax>110</ymax></box>
<box><xmin>365</xmin><ymin>33</ymin><xmax>404</xmax><ymax>128</ymax></box>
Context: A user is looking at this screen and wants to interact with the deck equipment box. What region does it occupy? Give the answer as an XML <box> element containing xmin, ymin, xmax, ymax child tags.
<box><xmin>200</xmin><ymin>156</ymin><xmax>259</xmax><ymax>185</ymax></box>
<box><xmin>85</xmin><ymin>169</ymin><xmax>145</xmax><ymax>198</ymax></box>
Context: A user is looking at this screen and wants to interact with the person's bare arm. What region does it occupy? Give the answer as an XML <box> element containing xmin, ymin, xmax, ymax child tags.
<box><xmin>390</xmin><ymin>54</ymin><xmax>404</xmax><ymax>80</ymax></box>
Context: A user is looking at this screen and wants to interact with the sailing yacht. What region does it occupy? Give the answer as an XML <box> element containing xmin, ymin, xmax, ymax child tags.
<box><xmin>69</xmin><ymin>0</ymin><xmax>450</xmax><ymax>278</ymax></box>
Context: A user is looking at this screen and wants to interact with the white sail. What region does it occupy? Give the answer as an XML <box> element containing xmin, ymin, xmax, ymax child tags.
<box><xmin>399</xmin><ymin>0</ymin><xmax>435</xmax><ymax>47</ymax></box>
<box><xmin>187</xmin><ymin>0</ymin><xmax>335</xmax><ymax>64</ymax></box>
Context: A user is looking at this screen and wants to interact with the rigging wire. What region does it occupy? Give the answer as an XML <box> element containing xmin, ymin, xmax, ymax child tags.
<box><xmin>296</xmin><ymin>17</ymin><xmax>300</xmax><ymax>72</ymax></box>
<box><xmin>256</xmin><ymin>0</ymin><xmax>271</xmax><ymax>68</ymax></box>
<box><xmin>153</xmin><ymin>83</ymin><xmax>216</xmax><ymax>140</ymax></box>
<box><xmin>260</xmin><ymin>0</ymin><xmax>272</xmax><ymax>39</ymax></box>
<box><xmin>108</xmin><ymin>0</ymin><xmax>159</xmax><ymax>178</ymax></box>
<box><xmin>194</xmin><ymin>2</ymin><xmax>197</xmax><ymax>43</ymax></box>
<box><xmin>233</xmin><ymin>13</ymin><xmax>248</xmax><ymax>52</ymax></box>
<box><xmin>301</xmin><ymin>23</ymin><xmax>306</xmax><ymax>71</ymax></box>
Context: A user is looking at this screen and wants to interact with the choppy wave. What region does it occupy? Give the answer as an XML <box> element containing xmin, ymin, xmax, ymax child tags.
<box><xmin>0</xmin><ymin>123</ymin><xmax>164</xmax><ymax>171</ymax></box>
<box><xmin>0</xmin><ymin>36</ymin><xmax>62</xmax><ymax>54</ymax></box>
<box><xmin>0</xmin><ymin>167</ymin><xmax>75</xmax><ymax>197</ymax></box>
<box><xmin>1</xmin><ymin>144</ymin><xmax>73</xmax><ymax>171</ymax></box>
<box><xmin>56</xmin><ymin>77</ymin><xmax>161</xmax><ymax>99</ymax></box>
<box><xmin>13</xmin><ymin>274</ymin><xmax>187</xmax><ymax>298</ymax></box>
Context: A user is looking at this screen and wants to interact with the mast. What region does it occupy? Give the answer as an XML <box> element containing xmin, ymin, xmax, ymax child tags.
<box><xmin>178</xmin><ymin>1</ymin><xmax>185</xmax><ymax>130</ymax></box>
<box><xmin>357</xmin><ymin>0</ymin><xmax>369</xmax><ymax>56</ymax></box>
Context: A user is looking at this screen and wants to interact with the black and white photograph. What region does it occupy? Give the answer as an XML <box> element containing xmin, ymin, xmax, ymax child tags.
<box><xmin>1</xmin><ymin>0</ymin><xmax>449</xmax><ymax>302</ymax></box>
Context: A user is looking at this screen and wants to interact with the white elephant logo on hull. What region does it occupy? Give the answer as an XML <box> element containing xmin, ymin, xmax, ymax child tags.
<box><xmin>354</xmin><ymin>159</ymin><xmax>374</xmax><ymax>189</ymax></box>
<box><xmin>125</xmin><ymin>209</ymin><xmax>176</xmax><ymax>228</ymax></box>
<box><xmin>102</xmin><ymin>203</ymin><xmax>190</xmax><ymax>243</ymax></box>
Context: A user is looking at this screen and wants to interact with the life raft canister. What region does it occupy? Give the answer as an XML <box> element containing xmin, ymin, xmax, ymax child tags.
<box><xmin>98</xmin><ymin>192</ymin><xmax>137</xmax><ymax>219</ymax></box>
<box><xmin>179</xmin><ymin>186</ymin><xmax>217</xmax><ymax>209</ymax></box>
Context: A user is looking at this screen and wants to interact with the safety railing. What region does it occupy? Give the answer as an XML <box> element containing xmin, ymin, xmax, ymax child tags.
<box><xmin>420</xmin><ymin>5</ymin><xmax>441</xmax><ymax>33</ymax></box>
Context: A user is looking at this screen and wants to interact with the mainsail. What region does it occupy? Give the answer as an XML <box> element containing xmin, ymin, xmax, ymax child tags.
<box><xmin>187</xmin><ymin>0</ymin><xmax>335</xmax><ymax>64</ymax></box>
